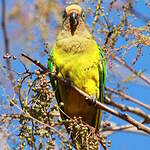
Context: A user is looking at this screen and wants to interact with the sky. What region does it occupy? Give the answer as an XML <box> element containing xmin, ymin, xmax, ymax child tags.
<box><xmin>104</xmin><ymin>1</ymin><xmax>150</xmax><ymax>150</ymax></box>
<box><xmin>0</xmin><ymin>0</ymin><xmax>150</xmax><ymax>150</ymax></box>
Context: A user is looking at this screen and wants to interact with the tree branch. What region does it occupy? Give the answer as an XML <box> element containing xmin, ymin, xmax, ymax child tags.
<box><xmin>102</xmin><ymin>123</ymin><xmax>149</xmax><ymax>136</ymax></box>
<box><xmin>105</xmin><ymin>96</ymin><xmax>150</xmax><ymax>122</ymax></box>
<box><xmin>76</xmin><ymin>88</ymin><xmax>150</xmax><ymax>134</ymax></box>
<box><xmin>21</xmin><ymin>53</ymin><xmax>150</xmax><ymax>135</ymax></box>
<box><xmin>113</xmin><ymin>56</ymin><xmax>150</xmax><ymax>85</ymax></box>
<box><xmin>106</xmin><ymin>86</ymin><xmax>150</xmax><ymax>111</ymax></box>
<box><xmin>1</xmin><ymin>0</ymin><xmax>14</xmax><ymax>82</ymax></box>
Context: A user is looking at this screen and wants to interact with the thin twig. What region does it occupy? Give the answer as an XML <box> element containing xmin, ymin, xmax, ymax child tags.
<box><xmin>104</xmin><ymin>96</ymin><xmax>150</xmax><ymax>122</ymax></box>
<box><xmin>0</xmin><ymin>114</ymin><xmax>20</xmax><ymax>119</ymax></box>
<box><xmin>113</xmin><ymin>55</ymin><xmax>150</xmax><ymax>85</ymax></box>
<box><xmin>102</xmin><ymin>123</ymin><xmax>149</xmax><ymax>136</ymax></box>
<box><xmin>127</xmin><ymin>0</ymin><xmax>150</xmax><ymax>23</ymax></box>
<box><xmin>1</xmin><ymin>0</ymin><xmax>14</xmax><ymax>82</ymax></box>
<box><xmin>106</xmin><ymin>86</ymin><xmax>150</xmax><ymax>111</ymax></box>
<box><xmin>21</xmin><ymin>53</ymin><xmax>49</xmax><ymax>73</ymax></box>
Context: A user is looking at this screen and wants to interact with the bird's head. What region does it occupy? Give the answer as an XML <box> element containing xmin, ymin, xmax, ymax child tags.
<box><xmin>62</xmin><ymin>4</ymin><xmax>86</xmax><ymax>35</ymax></box>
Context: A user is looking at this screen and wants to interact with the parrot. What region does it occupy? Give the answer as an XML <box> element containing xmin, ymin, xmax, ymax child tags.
<box><xmin>48</xmin><ymin>4</ymin><xmax>106</xmax><ymax>135</ymax></box>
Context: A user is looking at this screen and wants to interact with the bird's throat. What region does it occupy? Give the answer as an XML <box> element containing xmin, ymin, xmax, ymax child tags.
<box><xmin>71</xmin><ymin>26</ymin><xmax>77</xmax><ymax>36</ymax></box>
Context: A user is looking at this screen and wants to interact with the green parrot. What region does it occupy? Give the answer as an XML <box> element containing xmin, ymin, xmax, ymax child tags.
<box><xmin>48</xmin><ymin>4</ymin><xmax>106</xmax><ymax>131</ymax></box>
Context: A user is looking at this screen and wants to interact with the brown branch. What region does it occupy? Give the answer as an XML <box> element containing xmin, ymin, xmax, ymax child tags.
<box><xmin>102</xmin><ymin>123</ymin><xmax>149</xmax><ymax>136</ymax></box>
<box><xmin>105</xmin><ymin>96</ymin><xmax>150</xmax><ymax>122</ymax></box>
<box><xmin>21</xmin><ymin>53</ymin><xmax>49</xmax><ymax>72</ymax></box>
<box><xmin>1</xmin><ymin>0</ymin><xmax>14</xmax><ymax>82</ymax></box>
<box><xmin>21</xmin><ymin>53</ymin><xmax>150</xmax><ymax>135</ymax></box>
<box><xmin>106</xmin><ymin>86</ymin><xmax>150</xmax><ymax>111</ymax></box>
<box><xmin>0</xmin><ymin>114</ymin><xmax>20</xmax><ymax>120</ymax></box>
<box><xmin>127</xmin><ymin>0</ymin><xmax>150</xmax><ymax>23</ymax></box>
<box><xmin>75</xmin><ymin>87</ymin><xmax>150</xmax><ymax>134</ymax></box>
<box><xmin>21</xmin><ymin>53</ymin><xmax>65</xmax><ymax>83</ymax></box>
<box><xmin>113</xmin><ymin>55</ymin><xmax>150</xmax><ymax>85</ymax></box>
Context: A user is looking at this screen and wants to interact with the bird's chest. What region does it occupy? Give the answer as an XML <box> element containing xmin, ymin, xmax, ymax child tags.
<box><xmin>54</xmin><ymin>38</ymin><xmax>99</xmax><ymax>95</ymax></box>
<box><xmin>58</xmin><ymin>52</ymin><xmax>95</xmax><ymax>77</ymax></box>
<box><xmin>56</xmin><ymin>53</ymin><xmax>99</xmax><ymax>96</ymax></box>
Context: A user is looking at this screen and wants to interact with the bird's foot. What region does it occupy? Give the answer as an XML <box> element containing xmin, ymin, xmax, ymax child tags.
<box><xmin>86</xmin><ymin>95</ymin><xmax>97</xmax><ymax>106</ymax></box>
<box><xmin>65</xmin><ymin>77</ymin><xmax>71</xmax><ymax>90</ymax></box>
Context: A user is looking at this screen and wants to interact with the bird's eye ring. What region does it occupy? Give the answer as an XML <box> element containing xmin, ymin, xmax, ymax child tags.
<box><xmin>63</xmin><ymin>10</ymin><xmax>67</xmax><ymax>19</ymax></box>
<box><xmin>81</xmin><ymin>11</ymin><xmax>85</xmax><ymax>20</ymax></box>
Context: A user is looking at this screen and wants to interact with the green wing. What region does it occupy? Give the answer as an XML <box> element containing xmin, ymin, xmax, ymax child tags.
<box><xmin>48</xmin><ymin>50</ymin><xmax>54</xmax><ymax>73</ymax></box>
<box><xmin>48</xmin><ymin>49</ymin><xmax>56</xmax><ymax>90</ymax></box>
<box><xmin>95</xmin><ymin>46</ymin><xmax>106</xmax><ymax>130</ymax></box>
<box><xmin>48</xmin><ymin>50</ymin><xmax>61</xmax><ymax>103</ymax></box>
<box><xmin>98</xmin><ymin>46</ymin><xmax>106</xmax><ymax>100</ymax></box>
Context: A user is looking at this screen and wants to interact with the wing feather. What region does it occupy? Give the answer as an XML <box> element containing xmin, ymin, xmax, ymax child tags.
<box><xmin>95</xmin><ymin>46</ymin><xmax>106</xmax><ymax>130</ymax></box>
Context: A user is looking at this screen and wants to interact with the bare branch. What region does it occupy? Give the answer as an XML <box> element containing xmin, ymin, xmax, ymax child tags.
<box><xmin>0</xmin><ymin>114</ymin><xmax>20</xmax><ymax>119</ymax></box>
<box><xmin>106</xmin><ymin>86</ymin><xmax>150</xmax><ymax>111</ymax></box>
<box><xmin>74</xmin><ymin>87</ymin><xmax>150</xmax><ymax>135</ymax></box>
<box><xmin>1</xmin><ymin>0</ymin><xmax>14</xmax><ymax>82</ymax></box>
<box><xmin>127</xmin><ymin>0</ymin><xmax>150</xmax><ymax>23</ymax></box>
<box><xmin>113</xmin><ymin>56</ymin><xmax>150</xmax><ymax>85</ymax></box>
<box><xmin>102</xmin><ymin>123</ymin><xmax>149</xmax><ymax>136</ymax></box>
<box><xmin>105</xmin><ymin>96</ymin><xmax>150</xmax><ymax>122</ymax></box>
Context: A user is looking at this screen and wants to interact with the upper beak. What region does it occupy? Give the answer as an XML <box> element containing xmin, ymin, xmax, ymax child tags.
<box><xmin>69</xmin><ymin>12</ymin><xmax>78</xmax><ymax>29</ymax></box>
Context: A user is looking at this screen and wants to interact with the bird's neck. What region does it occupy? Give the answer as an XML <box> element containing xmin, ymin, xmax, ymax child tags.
<box><xmin>55</xmin><ymin>34</ymin><xmax>97</xmax><ymax>56</ymax></box>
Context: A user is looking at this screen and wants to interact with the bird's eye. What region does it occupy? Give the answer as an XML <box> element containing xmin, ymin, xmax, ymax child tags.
<box><xmin>63</xmin><ymin>10</ymin><xmax>67</xmax><ymax>20</ymax></box>
<box><xmin>81</xmin><ymin>11</ymin><xmax>85</xmax><ymax>20</ymax></box>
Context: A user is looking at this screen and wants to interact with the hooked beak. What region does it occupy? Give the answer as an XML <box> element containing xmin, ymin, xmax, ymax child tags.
<box><xmin>69</xmin><ymin>12</ymin><xmax>78</xmax><ymax>34</ymax></box>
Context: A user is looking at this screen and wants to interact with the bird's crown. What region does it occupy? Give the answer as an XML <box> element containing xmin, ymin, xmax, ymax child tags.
<box><xmin>66</xmin><ymin>4</ymin><xmax>82</xmax><ymax>16</ymax></box>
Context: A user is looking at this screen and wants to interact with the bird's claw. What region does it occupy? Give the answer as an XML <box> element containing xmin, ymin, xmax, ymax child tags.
<box><xmin>65</xmin><ymin>77</ymin><xmax>71</xmax><ymax>90</ymax></box>
<box><xmin>86</xmin><ymin>95</ymin><xmax>97</xmax><ymax>106</ymax></box>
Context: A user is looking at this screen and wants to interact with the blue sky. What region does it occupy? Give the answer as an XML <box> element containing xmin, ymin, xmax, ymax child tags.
<box><xmin>0</xmin><ymin>0</ymin><xmax>150</xmax><ymax>149</ymax></box>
